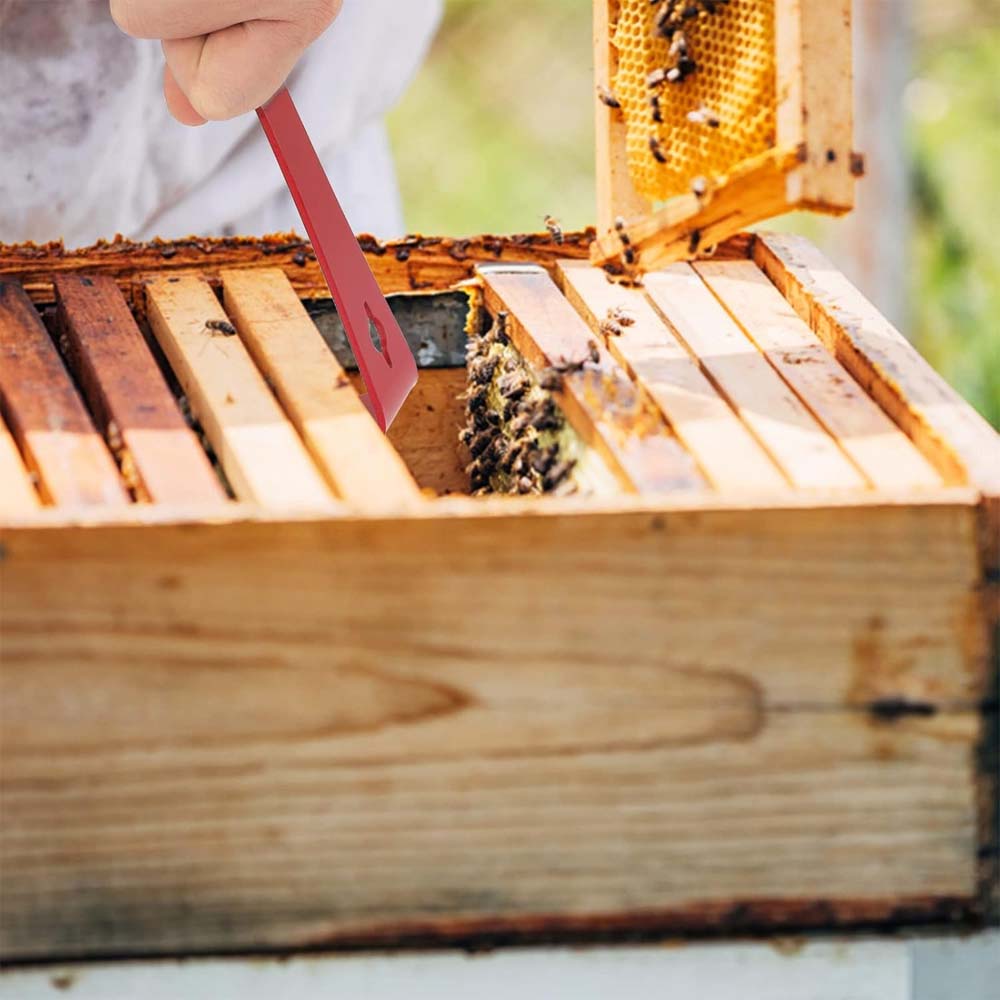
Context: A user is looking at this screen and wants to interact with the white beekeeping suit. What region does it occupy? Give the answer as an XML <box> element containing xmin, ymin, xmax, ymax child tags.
<box><xmin>0</xmin><ymin>0</ymin><xmax>442</xmax><ymax>246</ymax></box>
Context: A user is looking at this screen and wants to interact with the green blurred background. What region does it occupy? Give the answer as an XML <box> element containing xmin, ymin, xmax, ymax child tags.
<box><xmin>389</xmin><ymin>0</ymin><xmax>999</xmax><ymax>427</ymax></box>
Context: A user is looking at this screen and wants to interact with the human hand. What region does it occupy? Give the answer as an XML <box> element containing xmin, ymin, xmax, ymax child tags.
<box><xmin>110</xmin><ymin>1</ymin><xmax>343</xmax><ymax>125</ymax></box>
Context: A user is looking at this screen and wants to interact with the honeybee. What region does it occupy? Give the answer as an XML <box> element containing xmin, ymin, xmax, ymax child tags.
<box><xmin>596</xmin><ymin>85</ymin><xmax>621</xmax><ymax>109</ymax></box>
<box><xmin>544</xmin><ymin>215</ymin><xmax>564</xmax><ymax>245</ymax></box>
<box><xmin>687</xmin><ymin>105</ymin><xmax>721</xmax><ymax>128</ymax></box>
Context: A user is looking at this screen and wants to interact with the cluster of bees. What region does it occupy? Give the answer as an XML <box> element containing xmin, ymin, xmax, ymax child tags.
<box><xmin>460</xmin><ymin>312</ymin><xmax>583</xmax><ymax>496</ymax></box>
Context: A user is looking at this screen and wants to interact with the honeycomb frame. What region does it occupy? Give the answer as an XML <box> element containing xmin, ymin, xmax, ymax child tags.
<box><xmin>593</xmin><ymin>0</ymin><xmax>857</xmax><ymax>272</ymax></box>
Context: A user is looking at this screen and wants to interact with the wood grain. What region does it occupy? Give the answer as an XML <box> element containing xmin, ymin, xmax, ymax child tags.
<box><xmin>221</xmin><ymin>269</ymin><xmax>421</xmax><ymax>511</ymax></box>
<box><xmin>349</xmin><ymin>368</ymin><xmax>469</xmax><ymax>496</ymax></box>
<box><xmin>590</xmin><ymin>147</ymin><xmax>799</xmax><ymax>271</ymax></box>
<box><xmin>0</xmin><ymin>416</ymin><xmax>40</xmax><ymax>514</ymax></box>
<box><xmin>775</xmin><ymin>0</ymin><xmax>856</xmax><ymax>211</ymax></box>
<box><xmin>594</xmin><ymin>0</ymin><xmax>650</xmax><ymax>231</ymax></box>
<box><xmin>145</xmin><ymin>276</ymin><xmax>333</xmax><ymax>511</ymax></box>
<box><xmin>558</xmin><ymin>260</ymin><xmax>787</xmax><ymax>493</ymax></box>
<box><xmin>695</xmin><ymin>261</ymin><xmax>941</xmax><ymax>492</ymax></box>
<box><xmin>0</xmin><ymin>499</ymin><xmax>990</xmax><ymax>960</ymax></box>
<box><xmin>755</xmin><ymin>232</ymin><xmax>1000</xmax><ymax>568</ymax></box>
<box><xmin>53</xmin><ymin>274</ymin><xmax>225</xmax><ymax>505</ymax></box>
<box><xmin>0</xmin><ymin>281</ymin><xmax>128</xmax><ymax>508</ymax></box>
<box><xmin>643</xmin><ymin>265</ymin><xmax>865</xmax><ymax>491</ymax></box>
<box><xmin>0</xmin><ymin>232</ymin><xmax>754</xmax><ymax>313</ymax></box>
<box><xmin>479</xmin><ymin>265</ymin><xmax>705</xmax><ymax>495</ymax></box>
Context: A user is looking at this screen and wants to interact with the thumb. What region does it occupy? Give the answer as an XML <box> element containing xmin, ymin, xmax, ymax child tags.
<box><xmin>163</xmin><ymin>63</ymin><xmax>206</xmax><ymax>126</ymax></box>
<box><xmin>162</xmin><ymin>20</ymin><xmax>306</xmax><ymax>123</ymax></box>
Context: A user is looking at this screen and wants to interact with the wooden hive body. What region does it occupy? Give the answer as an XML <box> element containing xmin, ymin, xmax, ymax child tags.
<box><xmin>0</xmin><ymin>231</ymin><xmax>997</xmax><ymax>962</ymax></box>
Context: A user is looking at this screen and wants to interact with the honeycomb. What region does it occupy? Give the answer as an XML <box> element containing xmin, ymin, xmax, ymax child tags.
<box><xmin>611</xmin><ymin>0</ymin><xmax>777</xmax><ymax>202</ymax></box>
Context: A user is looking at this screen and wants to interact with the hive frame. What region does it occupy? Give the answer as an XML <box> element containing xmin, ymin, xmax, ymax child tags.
<box><xmin>593</xmin><ymin>0</ymin><xmax>857</xmax><ymax>271</ymax></box>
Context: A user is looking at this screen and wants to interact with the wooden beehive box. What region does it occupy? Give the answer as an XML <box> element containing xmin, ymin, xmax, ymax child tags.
<box><xmin>0</xmin><ymin>230</ymin><xmax>997</xmax><ymax>963</ymax></box>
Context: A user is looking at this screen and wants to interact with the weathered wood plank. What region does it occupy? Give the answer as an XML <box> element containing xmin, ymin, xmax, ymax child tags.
<box><xmin>590</xmin><ymin>148</ymin><xmax>799</xmax><ymax>272</ymax></box>
<box><xmin>53</xmin><ymin>275</ymin><xmax>225</xmax><ymax>505</ymax></box>
<box><xmin>643</xmin><ymin>265</ymin><xmax>866</xmax><ymax>492</ymax></box>
<box><xmin>0</xmin><ymin>417</ymin><xmax>40</xmax><ymax>514</ymax></box>
<box><xmin>145</xmin><ymin>276</ymin><xmax>333</xmax><ymax>511</ymax></box>
<box><xmin>593</xmin><ymin>0</ymin><xmax>650</xmax><ymax>232</ymax></box>
<box><xmin>0</xmin><ymin>281</ymin><xmax>128</xmax><ymax>508</ymax></box>
<box><xmin>775</xmin><ymin>0</ymin><xmax>856</xmax><ymax>210</ymax></box>
<box><xmin>0</xmin><ymin>499</ymin><xmax>989</xmax><ymax>959</ymax></box>
<box><xmin>754</xmin><ymin>232</ymin><xmax>1000</xmax><ymax>568</ymax></box>
<box><xmin>558</xmin><ymin>260</ymin><xmax>787</xmax><ymax>494</ymax></box>
<box><xmin>694</xmin><ymin>260</ymin><xmax>941</xmax><ymax>492</ymax></box>
<box><xmin>221</xmin><ymin>269</ymin><xmax>421</xmax><ymax>510</ymax></box>
<box><xmin>478</xmin><ymin>265</ymin><xmax>705</xmax><ymax>495</ymax></box>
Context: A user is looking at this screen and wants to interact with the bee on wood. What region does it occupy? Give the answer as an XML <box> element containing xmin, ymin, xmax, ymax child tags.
<box><xmin>649</xmin><ymin>136</ymin><xmax>668</xmax><ymax>164</ymax></box>
<box><xmin>614</xmin><ymin>217</ymin><xmax>631</xmax><ymax>247</ymax></box>
<box><xmin>690</xmin><ymin>175</ymin><xmax>708</xmax><ymax>198</ymax></box>
<box><xmin>609</xmin><ymin>305</ymin><xmax>635</xmax><ymax>327</ymax></box>
<box><xmin>205</xmin><ymin>319</ymin><xmax>237</xmax><ymax>336</ymax></box>
<box><xmin>601</xmin><ymin>319</ymin><xmax>623</xmax><ymax>338</ymax></box>
<box><xmin>688</xmin><ymin>229</ymin><xmax>702</xmax><ymax>254</ymax></box>
<box><xmin>292</xmin><ymin>251</ymin><xmax>308</xmax><ymax>267</ymax></box>
<box><xmin>587</xmin><ymin>341</ymin><xmax>601</xmax><ymax>365</ymax></box>
<box><xmin>596</xmin><ymin>85</ymin><xmax>621</xmax><ymax>109</ymax></box>
<box><xmin>543</xmin><ymin>459</ymin><xmax>576</xmax><ymax>492</ymax></box>
<box><xmin>516</xmin><ymin>476</ymin><xmax>536</xmax><ymax>495</ymax></box>
<box><xmin>544</xmin><ymin>215</ymin><xmax>564</xmax><ymax>245</ymax></box>
<box><xmin>623</xmin><ymin>245</ymin><xmax>638</xmax><ymax>266</ymax></box>
<box><xmin>539</xmin><ymin>369</ymin><xmax>564</xmax><ymax>392</ymax></box>
<box><xmin>552</xmin><ymin>354</ymin><xmax>589</xmax><ymax>377</ymax></box>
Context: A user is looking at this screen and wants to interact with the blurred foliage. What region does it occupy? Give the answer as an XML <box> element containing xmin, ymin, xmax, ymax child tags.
<box><xmin>389</xmin><ymin>0</ymin><xmax>999</xmax><ymax>425</ymax></box>
<box><xmin>908</xmin><ymin>25</ymin><xmax>1000</xmax><ymax>427</ymax></box>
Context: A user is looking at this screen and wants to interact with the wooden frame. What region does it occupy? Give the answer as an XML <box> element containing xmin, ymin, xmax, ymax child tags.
<box><xmin>0</xmin><ymin>229</ymin><xmax>997</xmax><ymax>962</ymax></box>
<box><xmin>592</xmin><ymin>0</ymin><xmax>858</xmax><ymax>271</ymax></box>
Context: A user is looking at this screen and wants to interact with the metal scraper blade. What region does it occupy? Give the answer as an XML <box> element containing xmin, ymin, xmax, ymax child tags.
<box><xmin>257</xmin><ymin>87</ymin><xmax>417</xmax><ymax>432</ymax></box>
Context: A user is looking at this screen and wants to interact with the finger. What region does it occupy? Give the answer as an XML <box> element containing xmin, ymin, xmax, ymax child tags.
<box><xmin>111</xmin><ymin>0</ymin><xmax>276</xmax><ymax>41</ymax></box>
<box><xmin>163</xmin><ymin>21</ymin><xmax>305</xmax><ymax>121</ymax></box>
<box><xmin>111</xmin><ymin>0</ymin><xmax>341</xmax><ymax>42</ymax></box>
<box><xmin>163</xmin><ymin>62</ymin><xmax>207</xmax><ymax>126</ymax></box>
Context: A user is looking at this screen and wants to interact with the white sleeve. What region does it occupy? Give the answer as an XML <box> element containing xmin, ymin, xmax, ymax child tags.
<box><xmin>0</xmin><ymin>0</ymin><xmax>442</xmax><ymax>246</ymax></box>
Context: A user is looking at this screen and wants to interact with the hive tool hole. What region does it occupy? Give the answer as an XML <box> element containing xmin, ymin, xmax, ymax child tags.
<box><xmin>365</xmin><ymin>303</ymin><xmax>390</xmax><ymax>365</ymax></box>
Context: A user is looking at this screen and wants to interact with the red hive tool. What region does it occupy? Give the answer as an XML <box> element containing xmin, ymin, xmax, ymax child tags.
<box><xmin>257</xmin><ymin>88</ymin><xmax>418</xmax><ymax>431</ymax></box>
